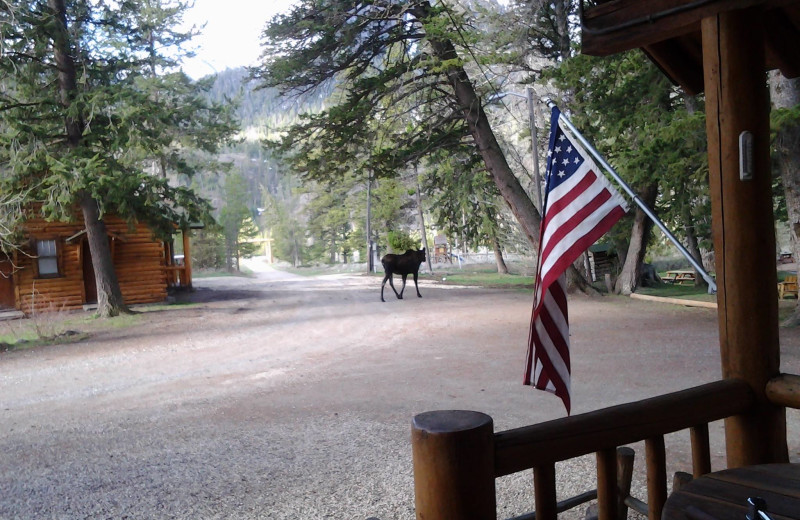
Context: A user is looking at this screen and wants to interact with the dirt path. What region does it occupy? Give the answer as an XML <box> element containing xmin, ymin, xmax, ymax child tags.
<box><xmin>2</xmin><ymin>260</ymin><xmax>799</xmax><ymax>519</ymax></box>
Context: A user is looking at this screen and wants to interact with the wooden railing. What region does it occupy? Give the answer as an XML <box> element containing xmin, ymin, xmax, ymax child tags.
<box><xmin>766</xmin><ymin>373</ymin><xmax>800</xmax><ymax>409</ymax></box>
<box><xmin>412</xmin><ymin>379</ymin><xmax>758</xmax><ymax>520</ymax></box>
<box><xmin>165</xmin><ymin>265</ymin><xmax>188</xmax><ymax>288</ymax></box>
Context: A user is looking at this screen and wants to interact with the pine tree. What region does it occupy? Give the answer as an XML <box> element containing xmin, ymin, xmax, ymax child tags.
<box><xmin>254</xmin><ymin>1</ymin><xmax>544</xmax><ymax>251</ymax></box>
<box><xmin>0</xmin><ymin>0</ymin><xmax>238</xmax><ymax>316</ymax></box>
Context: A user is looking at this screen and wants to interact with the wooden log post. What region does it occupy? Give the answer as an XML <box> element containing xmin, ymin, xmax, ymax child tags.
<box><xmin>615</xmin><ymin>447</ymin><xmax>635</xmax><ymax>520</ymax></box>
<box><xmin>701</xmin><ymin>6</ymin><xmax>788</xmax><ymax>467</ymax></box>
<box><xmin>533</xmin><ymin>463</ymin><xmax>557</xmax><ymax>520</ymax></box>
<box><xmin>182</xmin><ymin>229</ymin><xmax>193</xmax><ymax>289</ymax></box>
<box><xmin>689</xmin><ymin>424</ymin><xmax>711</xmax><ymax>477</ymax></box>
<box><xmin>596</xmin><ymin>448</ymin><xmax>618</xmax><ymax>520</ymax></box>
<box><xmin>672</xmin><ymin>472</ymin><xmax>693</xmax><ymax>494</ymax></box>
<box><xmin>412</xmin><ymin>410</ymin><xmax>496</xmax><ymax>520</ymax></box>
<box><xmin>645</xmin><ymin>436</ymin><xmax>667</xmax><ymax>520</ymax></box>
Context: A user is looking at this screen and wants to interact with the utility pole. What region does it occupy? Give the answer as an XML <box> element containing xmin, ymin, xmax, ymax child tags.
<box><xmin>527</xmin><ymin>86</ymin><xmax>543</xmax><ymax>212</ymax></box>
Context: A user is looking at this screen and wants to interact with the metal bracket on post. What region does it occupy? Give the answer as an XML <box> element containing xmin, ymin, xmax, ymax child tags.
<box><xmin>739</xmin><ymin>131</ymin><xmax>754</xmax><ymax>181</ymax></box>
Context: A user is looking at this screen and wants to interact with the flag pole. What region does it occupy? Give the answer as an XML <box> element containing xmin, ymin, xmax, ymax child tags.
<box><xmin>543</xmin><ymin>99</ymin><xmax>717</xmax><ymax>293</ymax></box>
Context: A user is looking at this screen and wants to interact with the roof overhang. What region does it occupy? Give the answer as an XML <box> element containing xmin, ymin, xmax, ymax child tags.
<box><xmin>581</xmin><ymin>0</ymin><xmax>800</xmax><ymax>95</ymax></box>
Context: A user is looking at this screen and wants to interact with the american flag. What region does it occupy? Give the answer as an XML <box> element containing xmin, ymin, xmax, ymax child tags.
<box><xmin>524</xmin><ymin>106</ymin><xmax>629</xmax><ymax>414</ymax></box>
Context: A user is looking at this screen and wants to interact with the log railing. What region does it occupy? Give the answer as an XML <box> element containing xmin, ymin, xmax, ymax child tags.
<box><xmin>164</xmin><ymin>264</ymin><xmax>188</xmax><ymax>288</ymax></box>
<box><xmin>766</xmin><ymin>373</ymin><xmax>800</xmax><ymax>409</ymax></box>
<box><xmin>412</xmin><ymin>379</ymin><xmax>757</xmax><ymax>520</ymax></box>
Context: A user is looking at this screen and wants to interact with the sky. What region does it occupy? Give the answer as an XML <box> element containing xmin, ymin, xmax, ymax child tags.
<box><xmin>180</xmin><ymin>0</ymin><xmax>297</xmax><ymax>79</ymax></box>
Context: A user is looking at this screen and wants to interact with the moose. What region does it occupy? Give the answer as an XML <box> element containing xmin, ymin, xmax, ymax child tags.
<box><xmin>380</xmin><ymin>248</ymin><xmax>426</xmax><ymax>302</ymax></box>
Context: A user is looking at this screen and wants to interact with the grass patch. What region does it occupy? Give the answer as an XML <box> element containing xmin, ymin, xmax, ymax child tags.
<box><xmin>193</xmin><ymin>269</ymin><xmax>251</xmax><ymax>279</ymax></box>
<box><xmin>0</xmin><ymin>301</ymin><xmax>193</xmax><ymax>352</ymax></box>
<box><xmin>274</xmin><ymin>264</ymin><xmax>369</xmax><ymax>277</ymax></box>
<box><xmin>277</xmin><ymin>267</ymin><xmax>334</xmax><ymax>277</ymax></box>
<box><xmin>637</xmin><ymin>283</ymin><xmax>717</xmax><ymax>302</ymax></box>
<box><xmin>436</xmin><ymin>271</ymin><xmax>534</xmax><ymax>289</ymax></box>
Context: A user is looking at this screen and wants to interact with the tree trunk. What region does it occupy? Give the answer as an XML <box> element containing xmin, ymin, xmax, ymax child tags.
<box><xmin>225</xmin><ymin>236</ymin><xmax>234</xmax><ymax>272</ymax></box>
<box><xmin>554</xmin><ymin>0</ymin><xmax>571</xmax><ymax>60</ymax></box>
<box><xmin>50</xmin><ymin>0</ymin><xmax>129</xmax><ymax>317</ymax></box>
<box><xmin>366</xmin><ymin>175</ymin><xmax>373</xmax><ymax>273</ymax></box>
<box><xmin>492</xmin><ymin>234</ymin><xmax>509</xmax><ymax>274</ymax></box>
<box><xmin>615</xmin><ymin>183</ymin><xmax>658</xmax><ymax>295</ymax></box>
<box><xmin>415</xmin><ymin>171</ymin><xmax>433</xmax><ymax>274</ymax></box>
<box><xmin>682</xmin><ymin>202</ymin><xmax>707</xmax><ymax>288</ymax></box>
<box><xmin>682</xmin><ymin>96</ymin><xmax>708</xmax><ymax>288</ymax></box>
<box><xmin>79</xmin><ymin>193</ymin><xmax>128</xmax><ymax>317</ymax></box>
<box><xmin>769</xmin><ymin>72</ymin><xmax>800</xmax><ymax>326</ymax></box>
<box><xmin>415</xmin><ymin>1</ymin><xmax>595</xmax><ymax>293</ymax></box>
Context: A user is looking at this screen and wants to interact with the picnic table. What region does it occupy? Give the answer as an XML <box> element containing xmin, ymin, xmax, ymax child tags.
<box><xmin>663</xmin><ymin>270</ymin><xmax>696</xmax><ymax>285</ymax></box>
<box><xmin>662</xmin><ymin>463</ymin><xmax>800</xmax><ymax>520</ymax></box>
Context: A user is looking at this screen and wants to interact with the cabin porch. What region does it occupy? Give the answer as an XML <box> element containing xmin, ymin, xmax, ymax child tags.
<box><xmin>411</xmin><ymin>1</ymin><xmax>800</xmax><ymax>518</ymax></box>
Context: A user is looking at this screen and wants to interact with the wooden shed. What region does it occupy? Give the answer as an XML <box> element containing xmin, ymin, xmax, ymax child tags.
<box><xmin>0</xmin><ymin>211</ymin><xmax>192</xmax><ymax>314</ymax></box>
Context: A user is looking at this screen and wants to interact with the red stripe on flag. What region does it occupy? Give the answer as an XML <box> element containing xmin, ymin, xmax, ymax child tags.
<box><xmin>540</xmin><ymin>205</ymin><xmax>626</xmax><ymax>290</ymax></box>
<box><xmin>541</xmin><ymin>184</ymin><xmax>613</xmax><ymax>261</ymax></box>
<box><xmin>543</xmin><ymin>170</ymin><xmax>600</xmax><ymax>220</ymax></box>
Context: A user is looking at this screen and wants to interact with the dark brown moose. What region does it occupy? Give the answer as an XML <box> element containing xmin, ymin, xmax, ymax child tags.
<box><xmin>380</xmin><ymin>248</ymin><xmax>426</xmax><ymax>302</ymax></box>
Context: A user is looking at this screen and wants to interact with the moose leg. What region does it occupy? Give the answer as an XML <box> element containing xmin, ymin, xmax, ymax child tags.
<box><xmin>381</xmin><ymin>273</ymin><xmax>398</xmax><ymax>302</ymax></box>
<box><xmin>413</xmin><ymin>271</ymin><xmax>422</xmax><ymax>298</ymax></box>
<box><xmin>398</xmin><ymin>274</ymin><xmax>408</xmax><ymax>299</ymax></box>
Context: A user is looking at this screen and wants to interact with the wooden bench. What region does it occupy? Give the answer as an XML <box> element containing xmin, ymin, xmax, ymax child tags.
<box><xmin>778</xmin><ymin>275</ymin><xmax>798</xmax><ymax>299</ymax></box>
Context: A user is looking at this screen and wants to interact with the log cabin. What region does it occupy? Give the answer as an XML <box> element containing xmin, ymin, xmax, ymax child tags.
<box><xmin>0</xmin><ymin>211</ymin><xmax>192</xmax><ymax>315</ymax></box>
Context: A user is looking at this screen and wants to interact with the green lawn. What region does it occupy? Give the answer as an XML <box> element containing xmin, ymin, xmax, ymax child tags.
<box><xmin>636</xmin><ymin>283</ymin><xmax>717</xmax><ymax>302</ymax></box>
<box><xmin>435</xmin><ymin>271</ymin><xmax>534</xmax><ymax>288</ymax></box>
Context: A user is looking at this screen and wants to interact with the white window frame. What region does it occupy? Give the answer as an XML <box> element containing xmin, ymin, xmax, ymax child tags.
<box><xmin>35</xmin><ymin>238</ymin><xmax>60</xmax><ymax>278</ymax></box>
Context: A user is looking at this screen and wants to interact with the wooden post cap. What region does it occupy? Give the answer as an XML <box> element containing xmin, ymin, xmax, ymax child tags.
<box><xmin>412</xmin><ymin>410</ymin><xmax>493</xmax><ymax>434</ymax></box>
<box><xmin>411</xmin><ymin>410</ymin><xmax>496</xmax><ymax>519</ymax></box>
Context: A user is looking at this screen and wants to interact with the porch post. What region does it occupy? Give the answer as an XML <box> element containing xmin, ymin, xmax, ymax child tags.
<box><xmin>182</xmin><ymin>229</ymin><xmax>193</xmax><ymax>289</ymax></box>
<box><xmin>701</xmin><ymin>7</ymin><xmax>787</xmax><ymax>466</ymax></box>
<box><xmin>412</xmin><ymin>410</ymin><xmax>496</xmax><ymax>519</ymax></box>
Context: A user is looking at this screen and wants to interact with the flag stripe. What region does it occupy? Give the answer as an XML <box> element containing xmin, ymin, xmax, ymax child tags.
<box><xmin>525</xmin><ymin>107</ymin><xmax>628</xmax><ymax>415</ymax></box>
<box><xmin>541</xmin><ymin>185</ymin><xmax>613</xmax><ymax>262</ymax></box>
<box><xmin>540</xmin><ymin>203</ymin><xmax>626</xmax><ymax>290</ymax></box>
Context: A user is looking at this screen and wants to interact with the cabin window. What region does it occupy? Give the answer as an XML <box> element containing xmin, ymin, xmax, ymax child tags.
<box><xmin>36</xmin><ymin>239</ymin><xmax>60</xmax><ymax>277</ymax></box>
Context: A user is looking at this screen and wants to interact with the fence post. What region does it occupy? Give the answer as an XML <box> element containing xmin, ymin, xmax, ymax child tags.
<box><xmin>412</xmin><ymin>410</ymin><xmax>496</xmax><ymax>519</ymax></box>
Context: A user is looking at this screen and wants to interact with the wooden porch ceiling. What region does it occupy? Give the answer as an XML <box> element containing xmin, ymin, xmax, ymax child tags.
<box><xmin>581</xmin><ymin>0</ymin><xmax>800</xmax><ymax>95</ymax></box>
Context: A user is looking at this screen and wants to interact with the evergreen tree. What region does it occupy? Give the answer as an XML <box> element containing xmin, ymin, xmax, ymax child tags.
<box><xmin>253</xmin><ymin>1</ymin><xmax>547</xmax><ymax>261</ymax></box>
<box><xmin>422</xmin><ymin>149</ymin><xmax>513</xmax><ymax>273</ymax></box>
<box><xmin>219</xmin><ymin>173</ymin><xmax>258</xmax><ymax>271</ymax></box>
<box><xmin>0</xmin><ymin>0</ymin><xmax>238</xmax><ymax>316</ymax></box>
<box><xmin>546</xmin><ymin>50</ymin><xmax>709</xmax><ymax>293</ymax></box>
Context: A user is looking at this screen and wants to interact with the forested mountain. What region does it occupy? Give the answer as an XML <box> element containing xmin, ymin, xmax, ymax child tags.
<box><xmin>191</xmin><ymin>67</ymin><xmax>324</xmax><ymax>217</ymax></box>
<box><xmin>206</xmin><ymin>67</ymin><xmax>331</xmax><ymax>137</ymax></box>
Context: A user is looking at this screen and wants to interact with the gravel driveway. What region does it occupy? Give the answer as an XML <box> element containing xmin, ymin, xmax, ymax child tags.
<box><xmin>2</xmin><ymin>259</ymin><xmax>799</xmax><ymax>519</ymax></box>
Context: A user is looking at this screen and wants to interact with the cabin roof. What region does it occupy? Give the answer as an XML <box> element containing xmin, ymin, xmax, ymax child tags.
<box><xmin>580</xmin><ymin>0</ymin><xmax>800</xmax><ymax>95</ymax></box>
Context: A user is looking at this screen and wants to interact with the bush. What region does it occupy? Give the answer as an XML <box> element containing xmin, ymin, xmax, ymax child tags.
<box><xmin>386</xmin><ymin>230</ymin><xmax>420</xmax><ymax>253</ymax></box>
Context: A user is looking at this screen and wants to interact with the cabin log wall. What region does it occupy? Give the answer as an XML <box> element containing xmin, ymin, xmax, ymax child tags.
<box><xmin>12</xmin><ymin>214</ymin><xmax>167</xmax><ymax>313</ymax></box>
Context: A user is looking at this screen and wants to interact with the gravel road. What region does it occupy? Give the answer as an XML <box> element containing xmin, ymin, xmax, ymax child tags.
<box><xmin>2</xmin><ymin>259</ymin><xmax>799</xmax><ymax>519</ymax></box>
